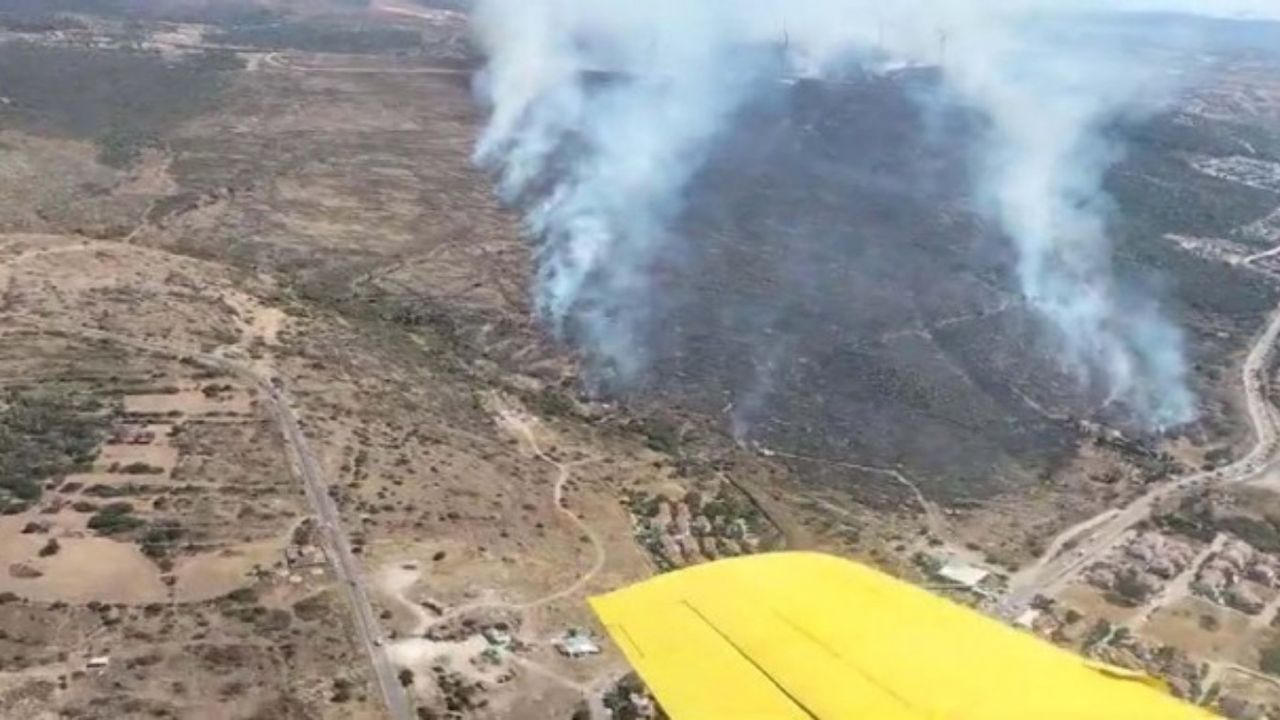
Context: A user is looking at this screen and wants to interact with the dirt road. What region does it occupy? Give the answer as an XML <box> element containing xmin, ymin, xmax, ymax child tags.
<box><xmin>516</xmin><ymin>419</ymin><xmax>608</xmax><ymax>610</ymax></box>
<box><xmin>762</xmin><ymin>449</ymin><xmax>948</xmax><ymax>540</ymax></box>
<box><xmin>433</xmin><ymin>406</ymin><xmax>607</xmax><ymax>622</ymax></box>
<box><xmin>259</xmin><ymin>52</ymin><xmax>471</xmax><ymax>75</ymax></box>
<box><xmin>371</xmin><ymin>0</ymin><xmax>465</xmax><ymax>24</ymax></box>
<box><xmin>410</xmin><ymin>404</ymin><xmax>613</xmax><ymax>717</ymax></box>
<box><xmin>1243</xmin><ymin>244</ymin><xmax>1280</xmax><ymax>265</ymax></box>
<box><xmin>1004</xmin><ymin>299</ymin><xmax>1280</xmax><ymax>613</ymax></box>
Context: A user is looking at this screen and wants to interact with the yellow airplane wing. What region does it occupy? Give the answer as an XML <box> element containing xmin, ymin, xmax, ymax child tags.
<box><xmin>589</xmin><ymin>552</ymin><xmax>1217</xmax><ymax>719</ymax></box>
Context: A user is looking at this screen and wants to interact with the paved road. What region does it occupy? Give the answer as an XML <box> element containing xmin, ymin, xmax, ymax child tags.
<box><xmin>38</xmin><ymin>316</ymin><xmax>415</xmax><ymax>719</ymax></box>
<box><xmin>256</xmin><ymin>376</ymin><xmax>415</xmax><ymax>720</ymax></box>
<box><xmin>3</xmin><ymin>314</ymin><xmax>417</xmax><ymax>720</ymax></box>
<box><xmin>1004</xmin><ymin>298</ymin><xmax>1280</xmax><ymax>613</ymax></box>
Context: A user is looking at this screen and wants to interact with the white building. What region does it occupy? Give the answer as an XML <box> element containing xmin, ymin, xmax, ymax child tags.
<box><xmin>1014</xmin><ymin>608</ymin><xmax>1041</xmax><ymax>630</ymax></box>
<box><xmin>937</xmin><ymin>561</ymin><xmax>990</xmax><ymax>589</ymax></box>
<box><xmin>554</xmin><ymin>631</ymin><xmax>601</xmax><ymax>658</ymax></box>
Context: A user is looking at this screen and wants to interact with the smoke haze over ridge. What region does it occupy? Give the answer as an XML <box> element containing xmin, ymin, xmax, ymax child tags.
<box><xmin>470</xmin><ymin>0</ymin><xmax>1267</xmax><ymax>428</ymax></box>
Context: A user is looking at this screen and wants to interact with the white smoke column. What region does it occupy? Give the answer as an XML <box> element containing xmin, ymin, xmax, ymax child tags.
<box><xmin>471</xmin><ymin>0</ymin><xmax>1229</xmax><ymax>424</ymax></box>
<box><xmin>472</xmin><ymin>0</ymin><xmax>775</xmax><ymax>382</ymax></box>
<box><xmin>934</xmin><ymin>5</ymin><xmax>1197</xmax><ymax>425</ymax></box>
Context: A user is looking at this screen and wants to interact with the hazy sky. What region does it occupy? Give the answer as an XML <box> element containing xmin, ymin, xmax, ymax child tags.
<box><xmin>1105</xmin><ymin>0</ymin><xmax>1280</xmax><ymax>19</ymax></box>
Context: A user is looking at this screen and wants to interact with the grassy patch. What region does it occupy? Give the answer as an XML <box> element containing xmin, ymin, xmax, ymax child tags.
<box><xmin>87</xmin><ymin>501</ymin><xmax>143</xmax><ymax>535</ymax></box>
<box><xmin>637</xmin><ymin>417</ymin><xmax>681</xmax><ymax>455</ymax></box>
<box><xmin>1262</xmin><ymin>642</ymin><xmax>1280</xmax><ymax>677</ymax></box>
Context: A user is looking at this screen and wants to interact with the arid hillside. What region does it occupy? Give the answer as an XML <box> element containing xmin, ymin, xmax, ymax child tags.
<box><xmin>2</xmin><ymin>2</ymin><xmax>1280</xmax><ymax>718</ymax></box>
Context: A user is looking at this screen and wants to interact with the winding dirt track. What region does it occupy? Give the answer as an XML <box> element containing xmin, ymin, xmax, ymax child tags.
<box><xmin>416</xmin><ymin>405</ymin><xmax>612</xmax><ymax>717</ymax></box>
<box><xmin>762</xmin><ymin>449</ymin><xmax>948</xmax><ymax>540</ymax></box>
<box><xmin>431</xmin><ymin>407</ymin><xmax>607</xmax><ymax>622</ymax></box>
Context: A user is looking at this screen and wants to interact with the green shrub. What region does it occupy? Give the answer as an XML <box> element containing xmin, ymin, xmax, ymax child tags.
<box><xmin>1261</xmin><ymin>645</ymin><xmax>1280</xmax><ymax>677</ymax></box>
<box><xmin>118</xmin><ymin>462</ymin><xmax>164</xmax><ymax>475</ymax></box>
<box><xmin>0</xmin><ymin>390</ymin><xmax>109</xmax><ymax>507</ymax></box>
<box><xmin>225</xmin><ymin>587</ymin><xmax>257</xmax><ymax>604</ymax></box>
<box><xmin>1107</xmin><ymin>572</ymin><xmax>1150</xmax><ymax>607</ymax></box>
<box><xmin>530</xmin><ymin>387</ymin><xmax>576</xmax><ymax>418</ymax></box>
<box><xmin>87</xmin><ymin>503</ymin><xmax>142</xmax><ymax>535</ymax></box>
<box><xmin>639</xmin><ymin>418</ymin><xmax>680</xmax><ymax>455</ymax></box>
<box><xmin>1218</xmin><ymin>515</ymin><xmax>1280</xmax><ymax>554</ymax></box>
<box><xmin>38</xmin><ymin>538</ymin><xmax>60</xmax><ymax>557</ymax></box>
<box><xmin>140</xmin><ymin>522</ymin><xmax>184</xmax><ymax>557</ymax></box>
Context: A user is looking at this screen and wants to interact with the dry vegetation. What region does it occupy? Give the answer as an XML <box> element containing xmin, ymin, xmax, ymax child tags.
<box><xmin>1</xmin><ymin>3</ymin><xmax>1280</xmax><ymax>718</ymax></box>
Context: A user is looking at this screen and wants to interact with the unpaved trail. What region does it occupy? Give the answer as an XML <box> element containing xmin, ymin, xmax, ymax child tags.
<box><xmin>1218</xmin><ymin>662</ymin><xmax>1280</xmax><ymax>690</ymax></box>
<box><xmin>539</xmin><ymin>454</ymin><xmax>608</xmax><ymax>608</ymax></box>
<box><xmin>262</xmin><ymin>52</ymin><xmax>470</xmax><ymax>76</ymax></box>
<box><xmin>380</xmin><ymin>564</ymin><xmax>433</xmax><ymax>637</ymax></box>
<box><xmin>880</xmin><ymin>297</ymin><xmax>1013</xmax><ymax>343</ymax></box>
<box><xmin>371</xmin><ymin>0</ymin><xmax>465</xmax><ymax>23</ymax></box>
<box><xmin>415</xmin><ymin>401</ymin><xmax>613</xmax><ymax>719</ymax></box>
<box><xmin>1243</xmin><ymin>243</ymin><xmax>1280</xmax><ymax>265</ymax></box>
<box><xmin>762</xmin><ymin>449</ymin><xmax>948</xmax><ymax>540</ymax></box>
<box><xmin>435</xmin><ymin>403</ymin><xmax>607</xmax><ymax>620</ymax></box>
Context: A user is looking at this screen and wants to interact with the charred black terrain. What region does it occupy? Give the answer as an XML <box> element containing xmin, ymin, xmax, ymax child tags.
<box><xmin>598</xmin><ymin>68</ymin><xmax>1277</xmax><ymax>505</ymax></box>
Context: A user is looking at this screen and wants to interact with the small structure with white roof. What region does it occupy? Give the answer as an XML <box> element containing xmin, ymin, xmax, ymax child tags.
<box><xmin>937</xmin><ymin>560</ymin><xmax>991</xmax><ymax>589</ymax></box>
<box><xmin>554</xmin><ymin>629</ymin><xmax>601</xmax><ymax>658</ymax></box>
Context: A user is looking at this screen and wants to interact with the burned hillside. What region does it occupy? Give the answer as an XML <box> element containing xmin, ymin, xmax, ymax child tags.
<box><xmin>610</xmin><ymin>70</ymin><xmax>1280</xmax><ymax>504</ymax></box>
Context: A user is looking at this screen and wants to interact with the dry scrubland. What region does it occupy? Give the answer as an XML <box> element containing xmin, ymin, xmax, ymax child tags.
<box><xmin>1</xmin><ymin>2</ymin><xmax>1280</xmax><ymax>718</ymax></box>
<box><xmin>0</xmin><ymin>6</ymin><xmax>819</xmax><ymax>717</ymax></box>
